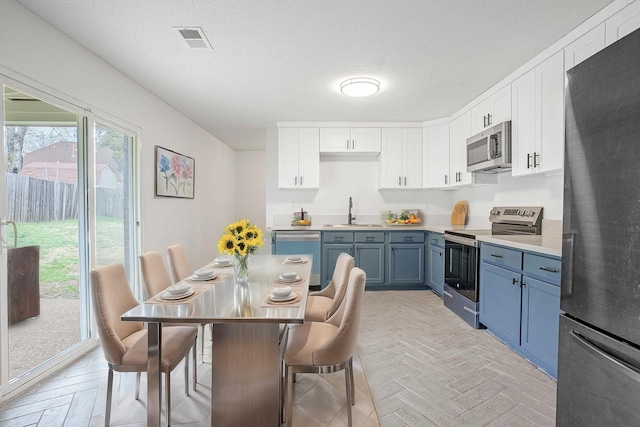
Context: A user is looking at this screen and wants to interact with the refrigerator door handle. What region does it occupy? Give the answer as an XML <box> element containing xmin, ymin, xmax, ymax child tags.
<box><xmin>571</xmin><ymin>330</ymin><xmax>640</xmax><ymax>384</ymax></box>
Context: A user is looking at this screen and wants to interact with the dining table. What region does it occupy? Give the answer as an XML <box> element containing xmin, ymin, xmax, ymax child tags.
<box><xmin>121</xmin><ymin>254</ymin><xmax>312</xmax><ymax>427</ymax></box>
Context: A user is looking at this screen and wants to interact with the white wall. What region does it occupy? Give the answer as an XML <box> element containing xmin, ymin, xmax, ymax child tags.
<box><xmin>0</xmin><ymin>0</ymin><xmax>237</xmax><ymax>269</ymax></box>
<box><xmin>236</xmin><ymin>150</ymin><xmax>267</xmax><ymax>233</ymax></box>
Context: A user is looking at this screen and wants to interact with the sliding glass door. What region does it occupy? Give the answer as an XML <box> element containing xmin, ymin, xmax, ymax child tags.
<box><xmin>0</xmin><ymin>83</ymin><xmax>138</xmax><ymax>393</ymax></box>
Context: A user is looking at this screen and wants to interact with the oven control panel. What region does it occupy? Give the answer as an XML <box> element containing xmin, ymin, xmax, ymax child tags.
<box><xmin>489</xmin><ymin>206</ymin><xmax>543</xmax><ymax>225</ymax></box>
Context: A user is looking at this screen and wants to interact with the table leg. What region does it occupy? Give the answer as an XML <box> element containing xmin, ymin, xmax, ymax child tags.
<box><xmin>212</xmin><ymin>323</ymin><xmax>280</xmax><ymax>426</ymax></box>
<box><xmin>147</xmin><ymin>322</ymin><xmax>162</xmax><ymax>426</ymax></box>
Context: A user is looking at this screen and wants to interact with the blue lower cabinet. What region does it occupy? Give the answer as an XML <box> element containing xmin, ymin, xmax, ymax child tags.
<box><xmin>354</xmin><ymin>243</ymin><xmax>385</xmax><ymax>285</ymax></box>
<box><xmin>480</xmin><ymin>242</ymin><xmax>561</xmax><ymax>378</ymax></box>
<box><xmin>388</xmin><ymin>243</ymin><xmax>424</xmax><ymax>285</ymax></box>
<box><xmin>321</xmin><ymin>244</ymin><xmax>353</xmax><ymax>288</ymax></box>
<box><xmin>521</xmin><ymin>275</ymin><xmax>561</xmax><ymax>378</ymax></box>
<box><xmin>479</xmin><ymin>263</ymin><xmax>521</xmax><ymax>347</ymax></box>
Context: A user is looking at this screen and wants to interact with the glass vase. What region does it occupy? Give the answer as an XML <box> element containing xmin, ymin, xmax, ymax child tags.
<box><xmin>233</xmin><ymin>254</ymin><xmax>250</xmax><ymax>283</ymax></box>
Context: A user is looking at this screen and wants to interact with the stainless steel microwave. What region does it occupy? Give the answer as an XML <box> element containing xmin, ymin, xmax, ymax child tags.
<box><xmin>466</xmin><ymin>121</ymin><xmax>511</xmax><ymax>173</ymax></box>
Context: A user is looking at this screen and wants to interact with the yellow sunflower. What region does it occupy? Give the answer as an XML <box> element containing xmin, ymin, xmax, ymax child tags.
<box><xmin>236</xmin><ymin>240</ymin><xmax>248</xmax><ymax>256</ymax></box>
<box><xmin>218</xmin><ymin>234</ymin><xmax>236</xmax><ymax>256</ymax></box>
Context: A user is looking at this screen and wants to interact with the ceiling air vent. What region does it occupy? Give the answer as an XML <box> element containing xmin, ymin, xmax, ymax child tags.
<box><xmin>175</xmin><ymin>26</ymin><xmax>212</xmax><ymax>49</ymax></box>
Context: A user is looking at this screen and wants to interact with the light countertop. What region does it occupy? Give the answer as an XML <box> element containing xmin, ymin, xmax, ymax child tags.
<box><xmin>269</xmin><ymin>224</ymin><xmax>450</xmax><ymax>233</ymax></box>
<box><xmin>477</xmin><ymin>234</ymin><xmax>562</xmax><ymax>257</ymax></box>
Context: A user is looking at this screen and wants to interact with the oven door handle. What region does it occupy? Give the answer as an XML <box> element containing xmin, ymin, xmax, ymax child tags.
<box><xmin>444</xmin><ymin>234</ymin><xmax>478</xmax><ymax>247</ymax></box>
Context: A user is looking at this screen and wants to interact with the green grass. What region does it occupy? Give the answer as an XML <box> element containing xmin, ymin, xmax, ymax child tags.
<box><xmin>7</xmin><ymin>217</ymin><xmax>125</xmax><ymax>289</ymax></box>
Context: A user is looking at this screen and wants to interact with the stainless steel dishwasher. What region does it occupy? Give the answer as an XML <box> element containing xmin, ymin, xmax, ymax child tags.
<box><xmin>272</xmin><ymin>230</ymin><xmax>321</xmax><ymax>289</ymax></box>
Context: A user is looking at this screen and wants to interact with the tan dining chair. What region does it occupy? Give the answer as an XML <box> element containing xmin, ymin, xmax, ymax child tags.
<box><xmin>167</xmin><ymin>244</ymin><xmax>192</xmax><ymax>282</ymax></box>
<box><xmin>90</xmin><ymin>263</ymin><xmax>197</xmax><ymax>426</ymax></box>
<box><xmin>283</xmin><ymin>267</ymin><xmax>367</xmax><ymax>427</ymax></box>
<box><xmin>304</xmin><ymin>252</ymin><xmax>355</xmax><ymax>322</ymax></box>
<box><xmin>139</xmin><ymin>251</ymin><xmax>207</xmax><ymax>356</ymax></box>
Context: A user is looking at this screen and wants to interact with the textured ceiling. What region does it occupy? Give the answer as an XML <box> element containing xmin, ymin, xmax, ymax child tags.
<box><xmin>17</xmin><ymin>0</ymin><xmax>614</xmax><ymax>150</ymax></box>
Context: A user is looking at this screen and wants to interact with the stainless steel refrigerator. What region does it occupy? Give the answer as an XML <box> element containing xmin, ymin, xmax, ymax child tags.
<box><xmin>558</xmin><ymin>27</ymin><xmax>640</xmax><ymax>424</ymax></box>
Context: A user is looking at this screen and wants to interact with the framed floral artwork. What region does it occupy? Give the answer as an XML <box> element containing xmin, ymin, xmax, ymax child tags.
<box><xmin>155</xmin><ymin>146</ymin><xmax>195</xmax><ymax>198</ymax></box>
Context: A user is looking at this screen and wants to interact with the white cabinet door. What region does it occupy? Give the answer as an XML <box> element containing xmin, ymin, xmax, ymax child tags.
<box><xmin>278</xmin><ymin>128</ymin><xmax>301</xmax><ymax>188</ymax></box>
<box><xmin>471</xmin><ymin>97</ymin><xmax>491</xmax><ymax>135</ymax></box>
<box><xmin>298</xmin><ymin>128</ymin><xmax>320</xmax><ymax>188</ymax></box>
<box><xmin>402</xmin><ymin>128</ymin><xmax>423</xmax><ymax>188</ymax></box>
<box><xmin>278</xmin><ymin>128</ymin><xmax>319</xmax><ymax>189</ymax></box>
<box><xmin>512</xmin><ymin>51</ymin><xmax>564</xmax><ymax>176</ymax></box>
<box><xmin>351</xmin><ymin>128</ymin><xmax>381</xmax><ymax>152</ymax></box>
<box><xmin>319</xmin><ymin>127</ymin><xmax>381</xmax><ymax>153</ymax></box>
<box><xmin>379</xmin><ymin>128</ymin><xmax>422</xmax><ymax>188</ymax></box>
<box><xmin>319</xmin><ymin>128</ymin><xmax>350</xmax><ymax>152</ymax></box>
<box><xmin>536</xmin><ymin>50</ymin><xmax>565</xmax><ymax>174</ymax></box>
<box><xmin>470</xmin><ymin>85</ymin><xmax>511</xmax><ymax>135</ymax></box>
<box><xmin>379</xmin><ymin>128</ymin><xmax>403</xmax><ymax>188</ymax></box>
<box><xmin>565</xmin><ymin>23</ymin><xmax>606</xmax><ymax>70</ymax></box>
<box><xmin>449</xmin><ymin>110</ymin><xmax>473</xmax><ymax>187</ymax></box>
<box><xmin>423</xmin><ymin>123</ymin><xmax>450</xmax><ymax>188</ymax></box>
<box><xmin>511</xmin><ymin>69</ymin><xmax>536</xmax><ymax>176</ymax></box>
<box><xmin>605</xmin><ymin>0</ymin><xmax>640</xmax><ymax>46</ymax></box>
<box><xmin>490</xmin><ymin>85</ymin><xmax>512</xmax><ymax>126</ymax></box>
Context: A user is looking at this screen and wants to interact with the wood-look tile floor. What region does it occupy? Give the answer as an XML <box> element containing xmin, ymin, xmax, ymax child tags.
<box><xmin>0</xmin><ymin>290</ymin><xmax>556</xmax><ymax>426</ymax></box>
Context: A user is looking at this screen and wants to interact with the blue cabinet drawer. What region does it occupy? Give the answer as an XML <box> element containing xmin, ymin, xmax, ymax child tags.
<box><xmin>524</xmin><ymin>253</ymin><xmax>561</xmax><ymax>285</ymax></box>
<box><xmin>389</xmin><ymin>231</ymin><xmax>425</xmax><ymax>243</ymax></box>
<box><xmin>355</xmin><ymin>232</ymin><xmax>385</xmax><ymax>243</ymax></box>
<box><xmin>428</xmin><ymin>232</ymin><xmax>445</xmax><ymax>248</ymax></box>
<box><xmin>323</xmin><ymin>231</ymin><xmax>354</xmax><ymax>243</ymax></box>
<box><xmin>481</xmin><ymin>244</ymin><xmax>522</xmax><ymax>270</ymax></box>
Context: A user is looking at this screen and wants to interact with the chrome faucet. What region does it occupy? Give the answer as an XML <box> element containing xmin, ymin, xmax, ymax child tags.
<box><xmin>348</xmin><ymin>196</ymin><xmax>356</xmax><ymax>225</ymax></box>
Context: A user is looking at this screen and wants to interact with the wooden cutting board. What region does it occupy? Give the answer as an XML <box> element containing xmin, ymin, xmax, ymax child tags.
<box><xmin>450</xmin><ymin>200</ymin><xmax>468</xmax><ymax>225</ymax></box>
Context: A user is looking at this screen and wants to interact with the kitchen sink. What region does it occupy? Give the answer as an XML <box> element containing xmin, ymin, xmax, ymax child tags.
<box><xmin>324</xmin><ymin>224</ymin><xmax>384</xmax><ymax>228</ymax></box>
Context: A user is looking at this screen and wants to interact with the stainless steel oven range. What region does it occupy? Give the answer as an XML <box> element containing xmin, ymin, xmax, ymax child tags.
<box><xmin>443</xmin><ymin>207</ymin><xmax>543</xmax><ymax>328</ymax></box>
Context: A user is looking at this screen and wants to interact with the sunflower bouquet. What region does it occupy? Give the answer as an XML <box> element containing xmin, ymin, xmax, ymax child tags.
<box><xmin>218</xmin><ymin>219</ymin><xmax>264</xmax><ymax>282</ymax></box>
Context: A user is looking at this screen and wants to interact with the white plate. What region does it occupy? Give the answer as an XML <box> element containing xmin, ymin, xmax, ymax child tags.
<box><xmin>285</xmin><ymin>256</ymin><xmax>301</xmax><ymax>262</ymax></box>
<box><xmin>213</xmin><ymin>261</ymin><xmax>232</xmax><ymax>267</ymax></box>
<box><xmin>162</xmin><ymin>288</ymin><xmax>195</xmax><ymax>300</ymax></box>
<box><xmin>284</xmin><ymin>258</ymin><xmax>304</xmax><ymax>263</ymax></box>
<box><xmin>190</xmin><ymin>273</ymin><xmax>217</xmax><ymax>281</ymax></box>
<box><xmin>269</xmin><ymin>292</ymin><xmax>296</xmax><ymax>302</ymax></box>
<box><xmin>277</xmin><ymin>275</ymin><xmax>300</xmax><ymax>283</ymax></box>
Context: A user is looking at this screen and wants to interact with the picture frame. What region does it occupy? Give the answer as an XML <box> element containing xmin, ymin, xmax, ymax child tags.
<box><xmin>154</xmin><ymin>146</ymin><xmax>195</xmax><ymax>199</ymax></box>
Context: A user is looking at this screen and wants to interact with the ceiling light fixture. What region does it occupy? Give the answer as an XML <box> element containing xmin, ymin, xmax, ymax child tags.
<box><xmin>340</xmin><ymin>77</ymin><xmax>380</xmax><ymax>97</ymax></box>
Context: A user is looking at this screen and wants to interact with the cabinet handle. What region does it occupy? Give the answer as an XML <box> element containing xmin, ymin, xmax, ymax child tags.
<box><xmin>300</xmin><ymin>176</ymin><xmax>303</xmax><ymax>185</ymax></box>
<box><xmin>487</xmin><ymin>113</ymin><xmax>492</xmax><ymax>126</ymax></box>
<box><xmin>443</xmin><ymin>290</ymin><xmax>452</xmax><ymax>298</ymax></box>
<box><xmin>490</xmin><ymin>254</ymin><xmax>503</xmax><ymax>258</ymax></box>
<box><xmin>399</xmin><ymin>176</ymin><xmax>402</xmax><ymax>186</ymax></box>
<box><xmin>352</xmin><ymin>140</ymin><xmax>355</xmax><ymax>150</ymax></box>
<box><xmin>445</xmin><ymin>175</ymin><xmax>448</xmax><ymax>185</ymax></box>
<box><xmin>533</xmin><ymin>152</ymin><xmax>539</xmax><ymax>168</ymax></box>
<box><xmin>539</xmin><ymin>266</ymin><xmax>559</xmax><ymax>273</ymax></box>
<box><xmin>521</xmin><ymin>280</ymin><xmax>526</xmax><ymax>287</ymax></box>
<box><xmin>346</xmin><ymin>139</ymin><xmax>349</xmax><ymax>150</ymax></box>
<box><xmin>431</xmin><ymin>239</ymin><xmax>438</xmax><ymax>244</ymax></box>
<box><xmin>404</xmin><ymin>177</ymin><xmax>407</xmax><ymax>186</ymax></box>
<box><xmin>483</xmin><ymin>115</ymin><xmax>487</xmax><ymax>128</ymax></box>
<box><xmin>527</xmin><ymin>153</ymin><xmax>532</xmax><ymax>169</ymax></box>
<box><xmin>294</xmin><ymin>176</ymin><xmax>297</xmax><ymax>186</ymax></box>
<box><xmin>512</xmin><ymin>278</ymin><xmax>518</xmax><ymax>285</ymax></box>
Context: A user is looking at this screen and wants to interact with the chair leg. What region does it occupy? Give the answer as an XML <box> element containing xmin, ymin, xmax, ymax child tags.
<box><xmin>105</xmin><ymin>368</ymin><xmax>114</xmax><ymax>427</ymax></box>
<box><xmin>192</xmin><ymin>337</ymin><xmax>197</xmax><ymax>391</ymax></box>
<box><xmin>200</xmin><ymin>324</ymin><xmax>205</xmax><ymax>355</ymax></box>
<box><xmin>285</xmin><ymin>365</ymin><xmax>294</xmax><ymax>427</ymax></box>
<box><xmin>165</xmin><ymin>372</ymin><xmax>171</xmax><ymax>426</ymax></box>
<box><xmin>184</xmin><ymin>350</ymin><xmax>190</xmax><ymax>397</ymax></box>
<box><xmin>344</xmin><ymin>367</ymin><xmax>353</xmax><ymax>427</ymax></box>
<box><xmin>135</xmin><ymin>372</ymin><xmax>141</xmax><ymax>400</ymax></box>
<box><xmin>349</xmin><ymin>357</ymin><xmax>355</xmax><ymax>404</ymax></box>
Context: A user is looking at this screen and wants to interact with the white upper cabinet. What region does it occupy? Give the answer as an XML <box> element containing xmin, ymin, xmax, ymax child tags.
<box><xmin>423</xmin><ymin>123</ymin><xmax>450</xmax><ymax>189</ymax></box>
<box><xmin>605</xmin><ymin>0</ymin><xmax>640</xmax><ymax>46</ymax></box>
<box><xmin>278</xmin><ymin>128</ymin><xmax>320</xmax><ymax>189</ymax></box>
<box><xmin>379</xmin><ymin>128</ymin><xmax>422</xmax><ymax>189</ymax></box>
<box><xmin>449</xmin><ymin>110</ymin><xmax>474</xmax><ymax>187</ymax></box>
<box><xmin>470</xmin><ymin>85</ymin><xmax>512</xmax><ymax>135</ymax></box>
<box><xmin>565</xmin><ymin>23</ymin><xmax>606</xmax><ymax>71</ymax></box>
<box><xmin>511</xmin><ymin>50</ymin><xmax>565</xmax><ymax>176</ymax></box>
<box><xmin>319</xmin><ymin>127</ymin><xmax>381</xmax><ymax>154</ymax></box>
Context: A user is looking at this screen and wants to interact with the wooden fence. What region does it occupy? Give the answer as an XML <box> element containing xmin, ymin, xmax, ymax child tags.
<box><xmin>4</xmin><ymin>173</ymin><xmax>123</xmax><ymax>222</ymax></box>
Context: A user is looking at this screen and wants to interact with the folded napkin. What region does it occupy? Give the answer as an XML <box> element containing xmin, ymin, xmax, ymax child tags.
<box><xmin>145</xmin><ymin>286</ymin><xmax>208</xmax><ymax>304</ymax></box>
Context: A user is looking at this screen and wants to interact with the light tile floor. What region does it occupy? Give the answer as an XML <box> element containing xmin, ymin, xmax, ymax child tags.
<box><xmin>0</xmin><ymin>290</ymin><xmax>557</xmax><ymax>426</ymax></box>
